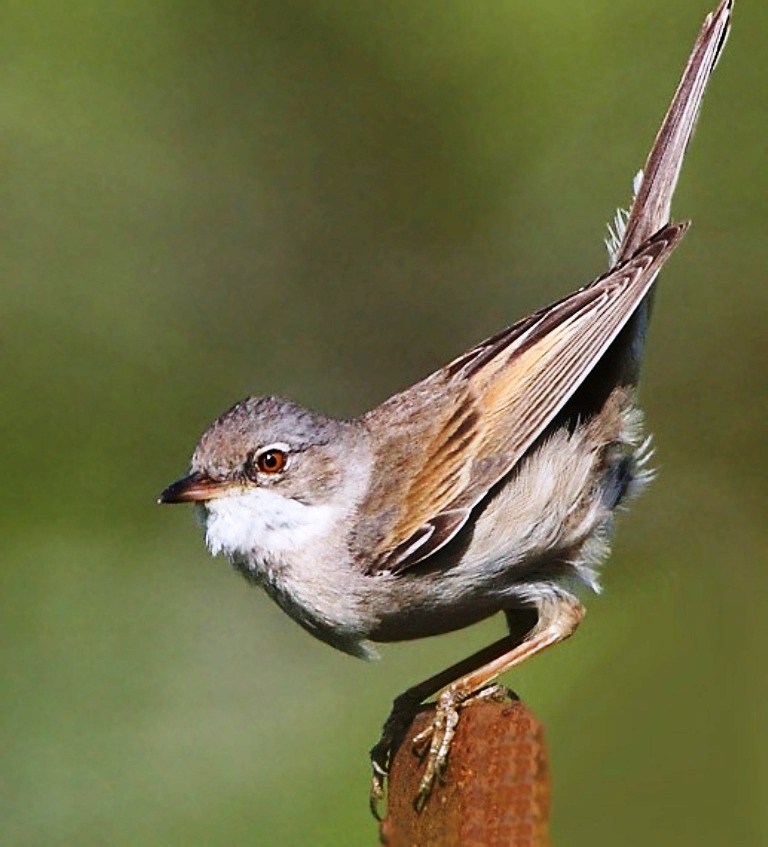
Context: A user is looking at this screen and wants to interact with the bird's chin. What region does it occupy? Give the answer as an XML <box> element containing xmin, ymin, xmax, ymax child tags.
<box><xmin>193</xmin><ymin>502</ymin><xmax>210</xmax><ymax>528</ymax></box>
<box><xmin>197</xmin><ymin>496</ymin><xmax>241</xmax><ymax>558</ymax></box>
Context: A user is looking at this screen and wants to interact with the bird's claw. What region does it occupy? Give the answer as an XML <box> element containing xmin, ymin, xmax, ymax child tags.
<box><xmin>413</xmin><ymin>683</ymin><xmax>510</xmax><ymax>808</ymax></box>
<box><xmin>370</xmin><ymin>684</ymin><xmax>513</xmax><ymax>815</ymax></box>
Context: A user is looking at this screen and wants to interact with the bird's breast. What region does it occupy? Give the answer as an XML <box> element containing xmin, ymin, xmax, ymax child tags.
<box><xmin>201</xmin><ymin>490</ymin><xmax>376</xmax><ymax>657</ymax></box>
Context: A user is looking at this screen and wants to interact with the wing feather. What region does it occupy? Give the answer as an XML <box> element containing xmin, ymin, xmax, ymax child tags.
<box><xmin>358</xmin><ymin>224</ymin><xmax>686</xmax><ymax>574</ymax></box>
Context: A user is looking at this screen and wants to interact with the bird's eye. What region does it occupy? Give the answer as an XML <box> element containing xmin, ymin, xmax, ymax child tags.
<box><xmin>254</xmin><ymin>448</ymin><xmax>287</xmax><ymax>475</ymax></box>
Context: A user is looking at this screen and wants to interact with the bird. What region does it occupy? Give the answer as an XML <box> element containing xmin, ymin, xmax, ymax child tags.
<box><xmin>160</xmin><ymin>0</ymin><xmax>732</xmax><ymax>812</ymax></box>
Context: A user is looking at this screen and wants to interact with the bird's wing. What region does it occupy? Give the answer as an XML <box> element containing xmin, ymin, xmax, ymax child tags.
<box><xmin>358</xmin><ymin>223</ymin><xmax>686</xmax><ymax>575</ymax></box>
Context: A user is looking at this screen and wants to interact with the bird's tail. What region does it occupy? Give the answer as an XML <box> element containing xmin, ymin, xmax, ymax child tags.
<box><xmin>606</xmin><ymin>0</ymin><xmax>732</xmax><ymax>266</ymax></box>
<box><xmin>598</xmin><ymin>0</ymin><xmax>732</xmax><ymax>390</ymax></box>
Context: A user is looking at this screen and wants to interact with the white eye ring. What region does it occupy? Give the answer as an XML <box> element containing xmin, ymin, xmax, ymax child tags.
<box><xmin>251</xmin><ymin>442</ymin><xmax>291</xmax><ymax>477</ymax></box>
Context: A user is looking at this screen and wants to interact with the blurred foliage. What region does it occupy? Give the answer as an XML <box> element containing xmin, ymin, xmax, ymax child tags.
<box><xmin>3</xmin><ymin>1</ymin><xmax>765</xmax><ymax>844</ymax></box>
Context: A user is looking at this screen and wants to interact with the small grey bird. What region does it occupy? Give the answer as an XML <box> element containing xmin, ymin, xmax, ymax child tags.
<box><xmin>160</xmin><ymin>0</ymin><xmax>732</xmax><ymax>811</ymax></box>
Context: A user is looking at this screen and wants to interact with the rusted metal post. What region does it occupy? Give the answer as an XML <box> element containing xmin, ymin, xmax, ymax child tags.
<box><xmin>379</xmin><ymin>697</ymin><xmax>550</xmax><ymax>847</ymax></box>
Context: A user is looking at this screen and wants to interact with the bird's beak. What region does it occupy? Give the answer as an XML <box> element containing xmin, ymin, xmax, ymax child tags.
<box><xmin>158</xmin><ymin>472</ymin><xmax>231</xmax><ymax>504</ymax></box>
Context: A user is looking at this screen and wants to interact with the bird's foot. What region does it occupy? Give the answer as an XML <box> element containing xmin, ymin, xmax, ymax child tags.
<box><xmin>410</xmin><ymin>683</ymin><xmax>509</xmax><ymax>810</ymax></box>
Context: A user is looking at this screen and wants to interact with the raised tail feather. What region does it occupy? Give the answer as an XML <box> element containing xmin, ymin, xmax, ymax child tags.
<box><xmin>607</xmin><ymin>0</ymin><xmax>732</xmax><ymax>266</ymax></box>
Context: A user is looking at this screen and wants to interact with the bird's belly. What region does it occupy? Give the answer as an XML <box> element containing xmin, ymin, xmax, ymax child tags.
<box><xmin>368</xmin><ymin>591</ymin><xmax>504</xmax><ymax>642</ymax></box>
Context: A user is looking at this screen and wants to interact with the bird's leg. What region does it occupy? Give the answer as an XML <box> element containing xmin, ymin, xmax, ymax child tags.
<box><xmin>369</xmin><ymin>594</ymin><xmax>583</xmax><ymax>814</ymax></box>
<box><xmin>369</xmin><ymin>633</ymin><xmax>523</xmax><ymax>818</ymax></box>
<box><xmin>411</xmin><ymin>594</ymin><xmax>584</xmax><ymax>809</ymax></box>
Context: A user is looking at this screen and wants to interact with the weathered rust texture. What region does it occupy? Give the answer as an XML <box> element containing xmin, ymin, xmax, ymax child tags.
<box><xmin>380</xmin><ymin>697</ymin><xmax>550</xmax><ymax>847</ymax></box>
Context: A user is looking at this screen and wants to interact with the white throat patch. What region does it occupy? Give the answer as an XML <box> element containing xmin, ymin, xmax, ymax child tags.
<box><xmin>201</xmin><ymin>488</ymin><xmax>338</xmax><ymax>560</ymax></box>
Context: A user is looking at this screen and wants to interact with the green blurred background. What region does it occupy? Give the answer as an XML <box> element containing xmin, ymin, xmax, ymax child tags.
<box><xmin>3</xmin><ymin>1</ymin><xmax>765</xmax><ymax>844</ymax></box>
